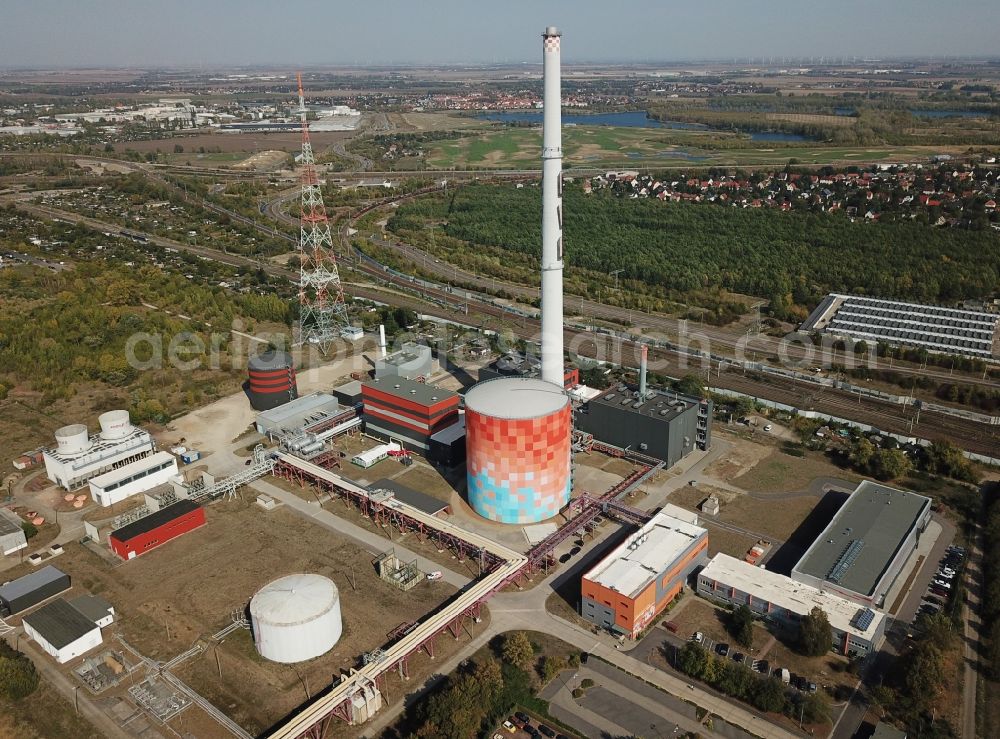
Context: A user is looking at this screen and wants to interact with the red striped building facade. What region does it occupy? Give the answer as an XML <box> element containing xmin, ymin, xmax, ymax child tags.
<box><xmin>361</xmin><ymin>377</ymin><xmax>459</xmax><ymax>451</ymax></box>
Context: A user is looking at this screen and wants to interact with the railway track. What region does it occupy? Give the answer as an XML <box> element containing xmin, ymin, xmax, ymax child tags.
<box><xmin>9</xmin><ymin>192</ymin><xmax>999</xmax><ymax>457</ymax></box>
<box><xmin>265</xmin><ymin>182</ymin><xmax>1000</xmax><ymax>393</ymax></box>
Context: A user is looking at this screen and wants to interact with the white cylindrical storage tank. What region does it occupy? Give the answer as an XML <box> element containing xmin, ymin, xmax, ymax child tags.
<box><xmin>249</xmin><ymin>574</ymin><xmax>342</xmax><ymax>663</ymax></box>
<box><xmin>55</xmin><ymin>424</ymin><xmax>92</xmax><ymax>456</ymax></box>
<box><xmin>98</xmin><ymin>410</ymin><xmax>133</xmax><ymax>440</ymax></box>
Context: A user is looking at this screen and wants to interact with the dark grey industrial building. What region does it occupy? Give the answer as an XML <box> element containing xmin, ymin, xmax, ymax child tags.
<box><xmin>368</xmin><ymin>478</ymin><xmax>450</xmax><ymax>516</ymax></box>
<box><xmin>792</xmin><ymin>480</ymin><xmax>932</xmax><ymax>608</ymax></box>
<box><xmin>576</xmin><ymin>385</ymin><xmax>711</xmax><ymax>466</ymax></box>
<box><xmin>428</xmin><ymin>418</ymin><xmax>466</xmax><ymax>468</ymax></box>
<box><xmin>0</xmin><ymin>565</ymin><xmax>71</xmax><ymax>617</ymax></box>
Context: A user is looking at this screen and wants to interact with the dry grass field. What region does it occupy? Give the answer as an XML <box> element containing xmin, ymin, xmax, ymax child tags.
<box><xmin>733</xmin><ymin>449</ymin><xmax>859</xmax><ymax>493</ymax></box>
<box><xmin>2</xmin><ymin>500</ymin><xmax>461</xmax><ymax>736</ymax></box>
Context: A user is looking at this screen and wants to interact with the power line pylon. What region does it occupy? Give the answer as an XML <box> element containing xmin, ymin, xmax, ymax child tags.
<box><xmin>294</xmin><ymin>72</ymin><xmax>350</xmax><ymax>353</ymax></box>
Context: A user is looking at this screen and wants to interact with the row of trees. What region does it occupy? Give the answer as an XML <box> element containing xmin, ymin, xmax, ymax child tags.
<box><xmin>873</xmin><ymin>613</ymin><xmax>961</xmax><ymax>738</ymax></box>
<box><xmin>675</xmin><ymin>641</ymin><xmax>829</xmax><ymax>723</ymax></box>
<box><xmin>982</xmin><ymin>483</ymin><xmax>1000</xmax><ymax>681</ymax></box>
<box><xmin>844</xmin><ymin>437</ymin><xmax>979</xmax><ymax>484</ymax></box>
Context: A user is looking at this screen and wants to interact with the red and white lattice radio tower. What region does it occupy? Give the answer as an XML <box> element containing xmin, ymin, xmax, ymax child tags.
<box><xmin>294</xmin><ymin>72</ymin><xmax>351</xmax><ymax>353</ymax></box>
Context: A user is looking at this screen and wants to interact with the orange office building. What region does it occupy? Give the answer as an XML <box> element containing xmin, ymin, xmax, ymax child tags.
<box><xmin>581</xmin><ymin>509</ymin><xmax>708</xmax><ymax>639</ymax></box>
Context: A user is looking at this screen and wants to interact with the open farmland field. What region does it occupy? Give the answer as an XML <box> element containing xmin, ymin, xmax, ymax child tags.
<box><xmin>424</xmin><ymin>125</ymin><xmax>965</xmax><ymax>170</ymax></box>
<box><xmin>1</xmin><ymin>500</ymin><xmax>460</xmax><ymax>737</ymax></box>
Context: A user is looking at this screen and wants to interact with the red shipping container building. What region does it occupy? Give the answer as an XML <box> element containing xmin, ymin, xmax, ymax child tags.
<box><xmin>109</xmin><ymin>500</ymin><xmax>205</xmax><ymax>560</ymax></box>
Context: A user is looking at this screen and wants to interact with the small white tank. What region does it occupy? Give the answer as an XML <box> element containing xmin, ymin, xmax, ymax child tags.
<box><xmin>250</xmin><ymin>574</ymin><xmax>342</xmax><ymax>663</ymax></box>
<box><xmin>98</xmin><ymin>410</ymin><xmax>133</xmax><ymax>440</ymax></box>
<box><xmin>54</xmin><ymin>424</ymin><xmax>92</xmax><ymax>456</ymax></box>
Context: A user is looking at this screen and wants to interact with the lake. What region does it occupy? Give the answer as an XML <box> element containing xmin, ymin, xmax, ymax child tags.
<box><xmin>477</xmin><ymin>110</ymin><xmax>813</xmax><ymax>141</ymax></box>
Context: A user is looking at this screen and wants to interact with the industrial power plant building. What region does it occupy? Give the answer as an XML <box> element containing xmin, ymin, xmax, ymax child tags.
<box><xmin>375</xmin><ymin>342</ymin><xmax>434</xmax><ymax>381</ymax></box>
<box><xmin>698</xmin><ymin>553</ymin><xmax>887</xmax><ymax>655</ymax></box>
<box><xmin>478</xmin><ymin>352</ymin><xmax>580</xmax><ymax>389</ymax></box>
<box><xmin>581</xmin><ymin>510</ymin><xmax>708</xmax><ymax>639</ymax></box>
<box><xmin>465</xmin><ymin>377</ymin><xmax>571</xmax><ymax>524</ymax></box>
<box><xmin>361</xmin><ymin>377</ymin><xmax>460</xmax><ymax>452</ymax></box>
<box><xmin>88</xmin><ymin>451</ymin><xmax>179</xmax><ymax>508</ymax></box>
<box><xmin>791</xmin><ymin>481</ymin><xmax>932</xmax><ymax>608</ymax></box>
<box><xmin>576</xmin><ymin>386</ymin><xmax>711</xmax><ymax>466</ymax></box>
<box><xmin>254</xmin><ymin>393</ymin><xmax>342</xmax><ymax>437</ymax></box>
<box><xmin>109</xmin><ymin>499</ymin><xmax>206</xmax><ymax>560</ymax></box>
<box><xmin>43</xmin><ymin>410</ymin><xmax>154</xmax><ymax>490</ymax></box>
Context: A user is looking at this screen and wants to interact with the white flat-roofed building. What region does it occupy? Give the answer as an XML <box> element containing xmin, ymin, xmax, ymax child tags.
<box><xmin>88</xmin><ymin>451</ymin><xmax>179</xmax><ymax>507</ymax></box>
<box><xmin>0</xmin><ymin>508</ymin><xmax>27</xmax><ymax>555</ymax></box>
<box><xmin>581</xmin><ymin>511</ymin><xmax>709</xmax><ymax>638</ymax></box>
<box><xmin>792</xmin><ymin>480</ymin><xmax>932</xmax><ymax>608</ymax></box>
<box><xmin>22</xmin><ymin>598</ymin><xmax>103</xmax><ymax>664</ymax></box>
<box><xmin>697</xmin><ymin>553</ymin><xmax>887</xmax><ymax>656</ymax></box>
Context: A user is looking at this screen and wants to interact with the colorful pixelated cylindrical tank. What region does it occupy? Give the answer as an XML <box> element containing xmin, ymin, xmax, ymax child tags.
<box><xmin>465</xmin><ymin>377</ymin><xmax>571</xmax><ymax>524</ymax></box>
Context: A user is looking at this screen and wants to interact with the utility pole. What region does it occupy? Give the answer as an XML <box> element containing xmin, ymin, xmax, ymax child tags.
<box><xmin>610</xmin><ymin>268</ymin><xmax>624</xmax><ymax>291</ymax></box>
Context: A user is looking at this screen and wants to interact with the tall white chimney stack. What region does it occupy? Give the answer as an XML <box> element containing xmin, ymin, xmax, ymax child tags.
<box><xmin>639</xmin><ymin>344</ymin><xmax>648</xmax><ymax>399</ymax></box>
<box><xmin>540</xmin><ymin>25</ymin><xmax>565</xmax><ymax>388</ymax></box>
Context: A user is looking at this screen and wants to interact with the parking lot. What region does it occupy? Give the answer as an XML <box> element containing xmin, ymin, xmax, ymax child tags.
<box><xmin>488</xmin><ymin>709</ymin><xmax>575</xmax><ymax>739</ymax></box>
<box><xmin>909</xmin><ymin>544</ymin><xmax>965</xmax><ymax>627</ymax></box>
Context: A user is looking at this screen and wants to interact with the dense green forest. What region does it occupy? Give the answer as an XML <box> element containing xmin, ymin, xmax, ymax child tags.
<box><xmin>391</xmin><ymin>184</ymin><xmax>1000</xmax><ymax>318</ymax></box>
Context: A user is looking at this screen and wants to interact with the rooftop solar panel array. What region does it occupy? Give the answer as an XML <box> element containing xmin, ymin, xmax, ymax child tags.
<box><xmin>819</xmin><ymin>294</ymin><xmax>999</xmax><ymax>359</ymax></box>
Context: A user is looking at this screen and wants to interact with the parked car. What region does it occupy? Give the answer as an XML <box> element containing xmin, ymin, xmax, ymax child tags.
<box><xmin>763</xmin><ymin>424</ymin><xmax>773</xmax><ymax>432</ymax></box>
<box><xmin>692</xmin><ymin>632</ymin><xmax>704</xmax><ymax>644</ymax></box>
<box><xmin>539</xmin><ymin>725</ymin><xmax>556</xmax><ymax>738</ymax></box>
<box><xmin>732</xmin><ymin>652</ymin><xmax>745</xmax><ymax>663</ymax></box>
<box><xmin>515</xmin><ymin>712</ymin><xmax>530</xmax><ymax>725</ymax></box>
<box><xmin>932</xmin><ymin>579</ymin><xmax>952</xmax><ymax>589</ymax></box>
<box><xmin>716</xmin><ymin>643</ymin><xmax>730</xmax><ymax>657</ymax></box>
<box><xmin>502</xmin><ymin>720</ymin><xmax>517</xmax><ymax>733</ymax></box>
<box><xmin>426</xmin><ymin>571</ymin><xmax>443</xmax><ymax>581</ymax></box>
<box><xmin>559</xmin><ymin>554</ymin><xmax>571</xmax><ymax>564</ymax></box>
<box><xmin>570</xmin><ymin>546</ymin><xmax>581</xmax><ymax>556</ymax></box>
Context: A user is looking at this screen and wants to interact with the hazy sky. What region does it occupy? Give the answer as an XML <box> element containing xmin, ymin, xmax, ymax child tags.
<box><xmin>2</xmin><ymin>1</ymin><xmax>998</xmax><ymax>68</ymax></box>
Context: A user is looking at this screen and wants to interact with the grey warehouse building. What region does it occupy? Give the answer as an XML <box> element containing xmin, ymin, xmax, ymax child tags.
<box><xmin>792</xmin><ymin>480</ymin><xmax>932</xmax><ymax>608</ymax></box>
<box><xmin>576</xmin><ymin>385</ymin><xmax>711</xmax><ymax>466</ymax></box>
